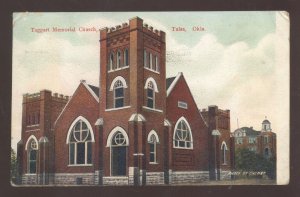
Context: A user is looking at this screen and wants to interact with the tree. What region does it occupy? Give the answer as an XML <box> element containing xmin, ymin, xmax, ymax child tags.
<box><xmin>235</xmin><ymin>148</ymin><xmax>276</xmax><ymax>179</ymax></box>
<box><xmin>11</xmin><ymin>148</ymin><xmax>18</xmax><ymax>184</ymax></box>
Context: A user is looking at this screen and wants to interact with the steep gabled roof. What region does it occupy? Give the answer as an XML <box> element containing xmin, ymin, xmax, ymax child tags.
<box><xmin>54</xmin><ymin>81</ymin><xmax>99</xmax><ymax>126</ymax></box>
<box><xmin>88</xmin><ymin>84</ymin><xmax>99</xmax><ymax>97</ymax></box>
<box><xmin>166</xmin><ymin>77</ymin><xmax>176</xmax><ymax>90</ymax></box>
<box><xmin>166</xmin><ymin>72</ymin><xmax>183</xmax><ymax>96</ymax></box>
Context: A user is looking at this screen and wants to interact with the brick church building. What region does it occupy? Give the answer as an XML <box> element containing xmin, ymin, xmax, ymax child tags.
<box><xmin>17</xmin><ymin>17</ymin><xmax>234</xmax><ymax>185</ymax></box>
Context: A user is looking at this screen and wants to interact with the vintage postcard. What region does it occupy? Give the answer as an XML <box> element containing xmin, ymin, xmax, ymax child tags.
<box><xmin>11</xmin><ymin>11</ymin><xmax>289</xmax><ymax>186</ymax></box>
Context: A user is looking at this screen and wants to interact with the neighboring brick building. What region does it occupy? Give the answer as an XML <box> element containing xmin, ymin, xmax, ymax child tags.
<box><xmin>232</xmin><ymin>118</ymin><xmax>277</xmax><ymax>159</ymax></box>
<box><xmin>17</xmin><ymin>17</ymin><xmax>233</xmax><ymax>185</ymax></box>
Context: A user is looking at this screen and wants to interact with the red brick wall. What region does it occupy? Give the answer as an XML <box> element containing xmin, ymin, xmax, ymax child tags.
<box><xmin>21</xmin><ymin>90</ymin><xmax>68</xmax><ymax>174</ymax></box>
<box><xmin>54</xmin><ymin>83</ymin><xmax>99</xmax><ymax>173</ymax></box>
<box><xmin>166</xmin><ymin>75</ymin><xmax>209</xmax><ymax>171</ymax></box>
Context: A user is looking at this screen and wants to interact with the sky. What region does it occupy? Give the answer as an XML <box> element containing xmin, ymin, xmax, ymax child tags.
<box><xmin>12</xmin><ymin>12</ymin><xmax>289</xmax><ymax>183</ymax></box>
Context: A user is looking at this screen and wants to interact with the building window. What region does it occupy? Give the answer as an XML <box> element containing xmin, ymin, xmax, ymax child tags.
<box><xmin>149</xmin><ymin>53</ymin><xmax>153</xmax><ymax>69</ymax></box>
<box><xmin>31</xmin><ymin>115</ymin><xmax>35</xmax><ymax>125</ymax></box>
<box><xmin>69</xmin><ymin>120</ymin><xmax>92</xmax><ymax>165</ymax></box>
<box><xmin>264</xmin><ymin>148</ymin><xmax>269</xmax><ymax>157</ymax></box>
<box><xmin>109</xmin><ymin>52</ymin><xmax>114</xmax><ymax>71</ymax></box>
<box><xmin>264</xmin><ymin>136</ymin><xmax>269</xmax><ymax>144</ymax></box>
<box><xmin>148</xmin><ymin>134</ymin><xmax>158</xmax><ymax>163</ymax></box>
<box><xmin>174</xmin><ymin>117</ymin><xmax>193</xmax><ymax>149</ymax></box>
<box><xmin>124</xmin><ymin>48</ymin><xmax>129</xmax><ymax>66</ymax></box>
<box><xmin>144</xmin><ymin>49</ymin><xmax>148</xmax><ymax>68</ymax></box>
<box><xmin>236</xmin><ymin>138</ymin><xmax>243</xmax><ymax>144</ymax></box>
<box><xmin>147</xmin><ymin>81</ymin><xmax>154</xmax><ymax>108</ymax></box>
<box><xmin>28</xmin><ymin>139</ymin><xmax>38</xmax><ymax>174</ymax></box>
<box><xmin>114</xmin><ymin>80</ymin><xmax>124</xmax><ymax>108</ymax></box>
<box><xmin>221</xmin><ymin>142</ymin><xmax>227</xmax><ymax>164</ymax></box>
<box><xmin>117</xmin><ymin>50</ymin><xmax>121</xmax><ymax>68</ymax></box>
<box><xmin>155</xmin><ymin>55</ymin><xmax>159</xmax><ymax>72</ymax></box>
<box><xmin>37</xmin><ymin>112</ymin><xmax>40</xmax><ymax>124</ymax></box>
<box><xmin>178</xmin><ymin>101</ymin><xmax>188</xmax><ymax>109</ymax></box>
<box><xmin>248</xmin><ymin>137</ymin><xmax>256</xmax><ymax>144</ymax></box>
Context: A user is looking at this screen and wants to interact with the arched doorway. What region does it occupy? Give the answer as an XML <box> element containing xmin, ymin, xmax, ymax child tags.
<box><xmin>110</xmin><ymin>131</ymin><xmax>128</xmax><ymax>176</ymax></box>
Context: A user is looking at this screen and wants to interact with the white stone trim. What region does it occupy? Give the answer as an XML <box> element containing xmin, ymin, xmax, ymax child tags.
<box><xmin>109</xmin><ymin>76</ymin><xmax>128</xmax><ymax>91</ymax></box>
<box><xmin>95</xmin><ymin>118</ymin><xmax>104</xmax><ymax>126</ymax></box>
<box><xmin>108</xmin><ymin>65</ymin><xmax>129</xmax><ymax>73</ymax></box>
<box><xmin>212</xmin><ymin>129</ymin><xmax>221</xmax><ymax>136</ymax></box>
<box><xmin>142</xmin><ymin>106</ymin><xmax>163</xmax><ymax>113</ymax></box>
<box><xmin>128</xmin><ymin>113</ymin><xmax>146</xmax><ymax>122</ymax></box>
<box><xmin>144</xmin><ymin>67</ymin><xmax>160</xmax><ymax>74</ymax></box>
<box><xmin>167</xmin><ymin>72</ymin><xmax>182</xmax><ymax>97</ymax></box>
<box><xmin>65</xmin><ymin>116</ymin><xmax>95</xmax><ymax>144</ymax></box>
<box><xmin>106</xmin><ymin>126</ymin><xmax>129</xmax><ymax>147</ymax></box>
<box><xmin>25</xmin><ymin>135</ymin><xmax>39</xmax><ymax>150</ymax></box>
<box><xmin>105</xmin><ymin>106</ymin><xmax>131</xmax><ymax>111</ymax></box>
<box><xmin>147</xmin><ymin>130</ymin><xmax>160</xmax><ymax>143</ymax></box>
<box><xmin>67</xmin><ymin>164</ymin><xmax>93</xmax><ymax>167</ymax></box>
<box><xmin>164</xmin><ymin>119</ymin><xmax>172</xmax><ymax>127</ymax></box>
<box><xmin>25</xmin><ymin>129</ymin><xmax>40</xmax><ymax>132</ymax></box>
<box><xmin>39</xmin><ymin>136</ymin><xmax>49</xmax><ymax>143</ymax></box>
<box><xmin>144</xmin><ymin>77</ymin><xmax>159</xmax><ymax>92</ymax></box>
<box><xmin>81</xmin><ymin>81</ymin><xmax>99</xmax><ymax>103</ymax></box>
<box><xmin>221</xmin><ymin>141</ymin><xmax>228</xmax><ymax>150</ymax></box>
<box><xmin>26</xmin><ymin>124</ymin><xmax>40</xmax><ymax>128</ymax></box>
<box><xmin>173</xmin><ymin>116</ymin><xmax>193</xmax><ymax>149</ymax></box>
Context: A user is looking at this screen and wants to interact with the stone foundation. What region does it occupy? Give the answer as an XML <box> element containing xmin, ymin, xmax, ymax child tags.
<box><xmin>103</xmin><ymin>176</ymin><xmax>129</xmax><ymax>185</ymax></box>
<box><xmin>21</xmin><ymin>170</ymin><xmax>213</xmax><ymax>185</ymax></box>
<box><xmin>220</xmin><ymin>170</ymin><xmax>232</xmax><ymax>180</ymax></box>
<box><xmin>146</xmin><ymin>172</ymin><xmax>165</xmax><ymax>185</ymax></box>
<box><xmin>22</xmin><ymin>174</ymin><xmax>38</xmax><ymax>185</ymax></box>
<box><xmin>171</xmin><ymin>171</ymin><xmax>210</xmax><ymax>184</ymax></box>
<box><xmin>54</xmin><ymin>173</ymin><xmax>95</xmax><ymax>185</ymax></box>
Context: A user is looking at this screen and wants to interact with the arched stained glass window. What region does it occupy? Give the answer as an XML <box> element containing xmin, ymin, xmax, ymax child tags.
<box><xmin>69</xmin><ymin>120</ymin><xmax>92</xmax><ymax>165</ymax></box>
<box><xmin>28</xmin><ymin>139</ymin><xmax>38</xmax><ymax>173</ymax></box>
<box><xmin>174</xmin><ymin>118</ymin><xmax>193</xmax><ymax>149</ymax></box>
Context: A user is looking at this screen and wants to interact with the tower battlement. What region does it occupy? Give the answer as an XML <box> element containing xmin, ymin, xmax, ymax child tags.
<box><xmin>100</xmin><ymin>17</ymin><xmax>165</xmax><ymax>42</ymax></box>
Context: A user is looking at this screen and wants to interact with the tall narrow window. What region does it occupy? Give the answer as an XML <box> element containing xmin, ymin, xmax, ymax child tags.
<box><xmin>27</xmin><ymin>115</ymin><xmax>31</xmax><ymax>125</ymax></box>
<box><xmin>264</xmin><ymin>148</ymin><xmax>269</xmax><ymax>157</ymax></box>
<box><xmin>144</xmin><ymin>49</ymin><xmax>147</xmax><ymax>67</ymax></box>
<box><xmin>155</xmin><ymin>56</ymin><xmax>159</xmax><ymax>72</ymax></box>
<box><xmin>221</xmin><ymin>142</ymin><xmax>227</xmax><ymax>164</ymax></box>
<box><xmin>174</xmin><ymin>118</ymin><xmax>193</xmax><ymax>149</ymax></box>
<box><xmin>264</xmin><ymin>136</ymin><xmax>269</xmax><ymax>144</ymax></box>
<box><xmin>149</xmin><ymin>53</ymin><xmax>153</xmax><ymax>69</ymax></box>
<box><xmin>69</xmin><ymin>120</ymin><xmax>92</xmax><ymax>165</ymax></box>
<box><xmin>109</xmin><ymin>52</ymin><xmax>114</xmax><ymax>71</ymax></box>
<box><xmin>36</xmin><ymin>112</ymin><xmax>40</xmax><ymax>124</ymax></box>
<box><xmin>28</xmin><ymin>139</ymin><xmax>38</xmax><ymax>173</ymax></box>
<box><xmin>114</xmin><ymin>80</ymin><xmax>124</xmax><ymax>108</ymax></box>
<box><xmin>117</xmin><ymin>50</ymin><xmax>121</xmax><ymax>68</ymax></box>
<box><xmin>124</xmin><ymin>48</ymin><xmax>129</xmax><ymax>66</ymax></box>
<box><xmin>149</xmin><ymin>134</ymin><xmax>157</xmax><ymax>163</ymax></box>
<box><xmin>147</xmin><ymin>81</ymin><xmax>154</xmax><ymax>108</ymax></box>
<box><xmin>153</xmin><ymin>55</ymin><xmax>157</xmax><ymax>71</ymax></box>
<box><xmin>32</xmin><ymin>114</ymin><xmax>35</xmax><ymax>125</ymax></box>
